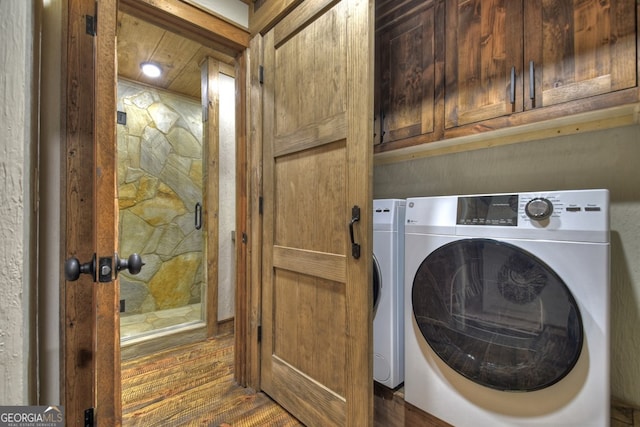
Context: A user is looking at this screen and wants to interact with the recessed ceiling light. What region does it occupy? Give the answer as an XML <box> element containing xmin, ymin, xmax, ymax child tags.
<box><xmin>141</xmin><ymin>62</ymin><xmax>162</xmax><ymax>78</ymax></box>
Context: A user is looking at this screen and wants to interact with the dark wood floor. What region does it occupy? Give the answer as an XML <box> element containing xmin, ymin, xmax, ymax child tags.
<box><xmin>121</xmin><ymin>332</ymin><xmax>640</xmax><ymax>426</ymax></box>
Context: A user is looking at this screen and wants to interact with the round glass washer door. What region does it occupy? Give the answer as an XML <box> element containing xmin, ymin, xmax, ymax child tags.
<box><xmin>412</xmin><ymin>238</ymin><xmax>583</xmax><ymax>392</ymax></box>
<box><xmin>372</xmin><ymin>255</ymin><xmax>382</xmax><ymax>313</ymax></box>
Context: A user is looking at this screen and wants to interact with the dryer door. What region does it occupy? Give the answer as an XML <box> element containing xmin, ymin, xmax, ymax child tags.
<box><xmin>372</xmin><ymin>254</ymin><xmax>382</xmax><ymax>314</ymax></box>
<box><xmin>412</xmin><ymin>238</ymin><xmax>583</xmax><ymax>391</ymax></box>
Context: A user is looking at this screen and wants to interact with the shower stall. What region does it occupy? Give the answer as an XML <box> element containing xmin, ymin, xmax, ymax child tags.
<box><xmin>116</xmin><ymin>77</ymin><xmax>236</xmax><ymax>344</ymax></box>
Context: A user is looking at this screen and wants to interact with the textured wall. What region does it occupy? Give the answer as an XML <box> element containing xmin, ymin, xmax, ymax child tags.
<box><xmin>374</xmin><ymin>124</ymin><xmax>640</xmax><ymax>407</ymax></box>
<box><xmin>0</xmin><ymin>0</ymin><xmax>33</xmax><ymax>405</ymax></box>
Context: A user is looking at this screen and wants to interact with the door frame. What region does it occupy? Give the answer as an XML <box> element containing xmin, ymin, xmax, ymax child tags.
<box><xmin>62</xmin><ymin>0</ymin><xmax>250</xmax><ymax>423</ymax></box>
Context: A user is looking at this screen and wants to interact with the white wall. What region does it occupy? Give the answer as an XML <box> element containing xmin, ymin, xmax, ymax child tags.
<box><xmin>218</xmin><ymin>73</ymin><xmax>236</xmax><ymax>320</ymax></box>
<box><xmin>374</xmin><ymin>124</ymin><xmax>640</xmax><ymax>407</ymax></box>
<box><xmin>0</xmin><ymin>0</ymin><xmax>35</xmax><ymax>405</ymax></box>
<box><xmin>182</xmin><ymin>0</ymin><xmax>248</xmax><ymax>28</ymax></box>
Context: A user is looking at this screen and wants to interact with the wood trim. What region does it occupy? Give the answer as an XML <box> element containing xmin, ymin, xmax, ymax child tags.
<box><xmin>64</xmin><ymin>0</ymin><xmax>99</xmax><ymax>424</ymax></box>
<box><xmin>249</xmin><ymin>0</ymin><xmax>303</xmax><ymax>36</ymax></box>
<box><xmin>234</xmin><ymin>48</ymin><xmax>250</xmax><ymax>386</ymax></box>
<box><xmin>245</xmin><ymin>34</ymin><xmax>264</xmax><ymax>390</ymax></box>
<box><xmin>202</xmin><ymin>57</ymin><xmax>221</xmax><ymax>337</ymax></box>
<box><xmin>119</xmin><ymin>0</ymin><xmax>249</xmax><ymax>55</ymax></box>
<box><xmin>374</xmin><ymin>101</ymin><xmax>640</xmax><ymax>165</ymax></box>
<box><xmin>375</xmin><ymin>88</ymin><xmax>640</xmax><ymax>154</ymax></box>
<box><xmin>94</xmin><ymin>0</ymin><xmax>120</xmax><ymax>424</ymax></box>
<box><xmin>344</xmin><ymin>0</ymin><xmax>374</xmax><ymax>423</ymax></box>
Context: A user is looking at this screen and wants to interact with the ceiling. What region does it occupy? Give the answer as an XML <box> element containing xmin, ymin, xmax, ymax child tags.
<box><xmin>116</xmin><ymin>10</ymin><xmax>236</xmax><ymax>99</ymax></box>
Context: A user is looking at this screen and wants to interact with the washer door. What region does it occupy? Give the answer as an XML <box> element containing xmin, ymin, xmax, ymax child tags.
<box><xmin>412</xmin><ymin>238</ymin><xmax>583</xmax><ymax>391</ymax></box>
<box><xmin>372</xmin><ymin>254</ymin><xmax>382</xmax><ymax>314</ymax></box>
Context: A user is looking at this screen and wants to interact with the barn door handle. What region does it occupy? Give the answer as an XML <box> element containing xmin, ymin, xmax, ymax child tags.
<box><xmin>195</xmin><ymin>202</ymin><xmax>202</xmax><ymax>230</ymax></box>
<box><xmin>349</xmin><ymin>205</ymin><xmax>361</xmax><ymax>259</ymax></box>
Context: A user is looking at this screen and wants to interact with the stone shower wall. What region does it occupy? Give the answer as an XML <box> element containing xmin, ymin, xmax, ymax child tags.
<box><xmin>117</xmin><ymin>80</ymin><xmax>204</xmax><ymax>315</ymax></box>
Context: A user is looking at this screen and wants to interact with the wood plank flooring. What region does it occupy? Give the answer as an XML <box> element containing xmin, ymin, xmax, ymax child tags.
<box><xmin>121</xmin><ymin>332</ymin><xmax>302</xmax><ymax>426</ymax></box>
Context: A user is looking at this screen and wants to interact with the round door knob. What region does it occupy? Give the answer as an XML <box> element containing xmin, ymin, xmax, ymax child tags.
<box><xmin>64</xmin><ymin>254</ymin><xmax>96</xmax><ymax>281</ymax></box>
<box><xmin>115</xmin><ymin>253</ymin><xmax>144</xmax><ymax>277</ymax></box>
<box><xmin>525</xmin><ymin>197</ymin><xmax>553</xmax><ymax>220</ymax></box>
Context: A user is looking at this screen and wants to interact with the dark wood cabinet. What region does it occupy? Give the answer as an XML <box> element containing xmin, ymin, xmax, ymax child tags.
<box><xmin>375</xmin><ymin>0</ymin><xmax>639</xmax><ymax>154</ymax></box>
<box><xmin>444</xmin><ymin>0</ymin><xmax>523</xmax><ymax>129</ymax></box>
<box><xmin>445</xmin><ymin>0</ymin><xmax>637</xmax><ymax>128</ymax></box>
<box><xmin>523</xmin><ymin>0</ymin><xmax>637</xmax><ymax>110</ymax></box>
<box><xmin>375</xmin><ymin>0</ymin><xmax>444</xmax><ymax>148</ymax></box>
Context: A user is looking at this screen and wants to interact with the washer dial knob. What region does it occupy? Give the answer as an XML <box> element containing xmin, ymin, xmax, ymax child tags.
<box><xmin>525</xmin><ymin>197</ymin><xmax>553</xmax><ymax>220</ymax></box>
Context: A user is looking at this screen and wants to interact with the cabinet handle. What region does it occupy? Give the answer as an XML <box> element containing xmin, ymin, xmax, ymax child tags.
<box><xmin>379</xmin><ymin>106</ymin><xmax>385</xmax><ymax>144</ymax></box>
<box><xmin>529</xmin><ymin>60</ymin><xmax>535</xmax><ymax>100</ymax></box>
<box><xmin>510</xmin><ymin>66</ymin><xmax>516</xmax><ymax>104</ymax></box>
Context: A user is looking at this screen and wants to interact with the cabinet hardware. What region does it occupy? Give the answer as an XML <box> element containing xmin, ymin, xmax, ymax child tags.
<box><xmin>510</xmin><ymin>66</ymin><xmax>516</xmax><ymax>104</ymax></box>
<box><xmin>379</xmin><ymin>107</ymin><xmax>385</xmax><ymax>144</ymax></box>
<box><xmin>529</xmin><ymin>60</ymin><xmax>535</xmax><ymax>100</ymax></box>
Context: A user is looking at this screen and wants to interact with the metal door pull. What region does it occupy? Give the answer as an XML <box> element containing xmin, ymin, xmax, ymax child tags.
<box><xmin>349</xmin><ymin>205</ymin><xmax>361</xmax><ymax>259</ymax></box>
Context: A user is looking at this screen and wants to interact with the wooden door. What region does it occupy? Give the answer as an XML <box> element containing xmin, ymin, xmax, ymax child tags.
<box><xmin>261</xmin><ymin>0</ymin><xmax>373</xmax><ymax>426</ymax></box>
<box><xmin>64</xmin><ymin>0</ymin><xmax>120</xmax><ymax>425</ymax></box>
<box><xmin>445</xmin><ymin>0</ymin><xmax>523</xmax><ymax>128</ymax></box>
<box><xmin>375</xmin><ymin>0</ymin><xmax>442</xmax><ymax>147</ymax></box>
<box><xmin>524</xmin><ymin>0</ymin><xmax>637</xmax><ymax>110</ymax></box>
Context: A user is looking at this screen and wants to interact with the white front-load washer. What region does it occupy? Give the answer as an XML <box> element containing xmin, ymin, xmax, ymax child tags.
<box><xmin>404</xmin><ymin>190</ymin><xmax>610</xmax><ymax>426</ymax></box>
<box><xmin>373</xmin><ymin>199</ymin><xmax>405</xmax><ymax>389</ymax></box>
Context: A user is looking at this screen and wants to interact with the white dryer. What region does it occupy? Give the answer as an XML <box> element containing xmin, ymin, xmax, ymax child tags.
<box><xmin>404</xmin><ymin>190</ymin><xmax>610</xmax><ymax>426</ymax></box>
<box><xmin>373</xmin><ymin>199</ymin><xmax>405</xmax><ymax>389</ymax></box>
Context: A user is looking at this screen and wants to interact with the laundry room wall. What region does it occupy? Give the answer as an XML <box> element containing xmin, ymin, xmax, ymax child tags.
<box><xmin>373</xmin><ymin>123</ymin><xmax>640</xmax><ymax>408</ymax></box>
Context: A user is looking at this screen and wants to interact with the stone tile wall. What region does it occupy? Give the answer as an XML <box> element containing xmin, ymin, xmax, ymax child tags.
<box><xmin>117</xmin><ymin>80</ymin><xmax>204</xmax><ymax>315</ymax></box>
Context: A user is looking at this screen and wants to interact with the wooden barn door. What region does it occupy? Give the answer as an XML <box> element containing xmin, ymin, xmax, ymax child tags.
<box><xmin>260</xmin><ymin>0</ymin><xmax>374</xmax><ymax>426</ymax></box>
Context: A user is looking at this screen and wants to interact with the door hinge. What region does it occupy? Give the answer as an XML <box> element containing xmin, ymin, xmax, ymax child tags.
<box><xmin>86</xmin><ymin>14</ymin><xmax>96</xmax><ymax>36</ymax></box>
<box><xmin>258</xmin><ymin>196</ymin><xmax>263</xmax><ymax>215</ymax></box>
<box><xmin>258</xmin><ymin>65</ymin><xmax>264</xmax><ymax>84</ymax></box>
<box><xmin>257</xmin><ymin>325</ymin><xmax>262</xmax><ymax>343</ymax></box>
<box><xmin>84</xmin><ymin>407</ymin><xmax>94</xmax><ymax>427</ymax></box>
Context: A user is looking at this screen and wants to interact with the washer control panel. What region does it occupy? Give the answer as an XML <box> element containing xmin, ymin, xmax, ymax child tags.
<box><xmin>408</xmin><ymin>189</ymin><xmax>609</xmax><ymax>242</ymax></box>
<box><xmin>454</xmin><ymin>190</ymin><xmax>608</xmax><ymax>228</ymax></box>
<box><xmin>524</xmin><ymin>197</ymin><xmax>554</xmax><ymax>220</ymax></box>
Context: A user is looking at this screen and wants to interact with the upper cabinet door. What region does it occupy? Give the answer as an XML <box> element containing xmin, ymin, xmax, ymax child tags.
<box><xmin>445</xmin><ymin>0</ymin><xmax>524</xmax><ymax>129</ymax></box>
<box><xmin>375</xmin><ymin>0</ymin><xmax>443</xmax><ymax>147</ymax></box>
<box><xmin>524</xmin><ymin>0</ymin><xmax>637</xmax><ymax>110</ymax></box>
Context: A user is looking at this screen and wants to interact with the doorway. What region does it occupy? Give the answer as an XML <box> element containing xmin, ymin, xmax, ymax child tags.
<box><xmin>115</xmin><ymin>8</ymin><xmax>237</xmax><ymax>357</ymax></box>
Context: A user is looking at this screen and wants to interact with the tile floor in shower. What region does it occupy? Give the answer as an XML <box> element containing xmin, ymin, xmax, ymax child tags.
<box><xmin>120</xmin><ymin>303</ymin><xmax>202</xmax><ymax>339</ymax></box>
